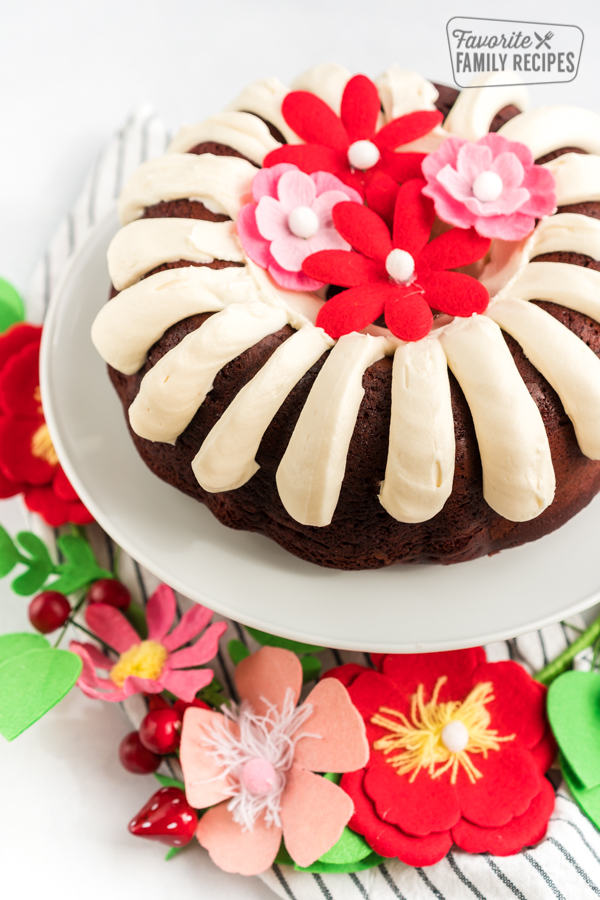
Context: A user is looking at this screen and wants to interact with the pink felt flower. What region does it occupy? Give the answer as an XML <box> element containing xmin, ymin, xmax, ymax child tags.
<box><xmin>237</xmin><ymin>163</ymin><xmax>362</xmax><ymax>291</ymax></box>
<box><xmin>180</xmin><ymin>646</ymin><xmax>369</xmax><ymax>875</ymax></box>
<box><xmin>70</xmin><ymin>584</ymin><xmax>227</xmax><ymax>703</ymax></box>
<box><xmin>422</xmin><ymin>133</ymin><xmax>556</xmax><ymax>240</ymax></box>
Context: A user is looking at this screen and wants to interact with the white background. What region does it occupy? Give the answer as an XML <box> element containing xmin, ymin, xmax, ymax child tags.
<box><xmin>0</xmin><ymin>1</ymin><xmax>599</xmax><ymax>897</ymax></box>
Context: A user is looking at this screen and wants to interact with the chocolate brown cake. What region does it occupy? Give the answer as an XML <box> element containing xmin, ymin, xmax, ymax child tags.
<box><xmin>93</xmin><ymin>66</ymin><xmax>600</xmax><ymax>569</ymax></box>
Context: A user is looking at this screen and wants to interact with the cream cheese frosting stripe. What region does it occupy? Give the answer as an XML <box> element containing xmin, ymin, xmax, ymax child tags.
<box><xmin>439</xmin><ymin>315</ymin><xmax>555</xmax><ymax>522</ymax></box>
<box><xmin>128</xmin><ymin>302</ymin><xmax>288</xmax><ymax>444</ymax></box>
<box><xmin>107</xmin><ymin>218</ymin><xmax>244</xmax><ymax>291</ymax></box>
<box><xmin>91</xmin><ymin>266</ymin><xmax>257</xmax><ymax>375</ymax></box>
<box><xmin>497</xmin><ymin>261</ymin><xmax>600</xmax><ymax>323</ymax></box>
<box><xmin>376</xmin><ymin>66</ymin><xmax>439</xmax><ymax>121</ymax></box>
<box><xmin>192</xmin><ymin>326</ymin><xmax>333</xmax><ymax>493</ymax></box>
<box><xmin>488</xmin><ymin>298</ymin><xmax>600</xmax><ymax>459</ymax></box>
<box><xmin>167</xmin><ymin>112</ymin><xmax>281</xmax><ymax>164</ymax></box>
<box><xmin>543</xmin><ymin>153</ymin><xmax>600</xmax><ymax>206</ymax></box>
<box><xmin>444</xmin><ymin>72</ymin><xmax>529</xmax><ymax>142</ymax></box>
<box><xmin>226</xmin><ymin>78</ymin><xmax>301</xmax><ymax>145</ymax></box>
<box><xmin>290</xmin><ymin>63</ymin><xmax>352</xmax><ymax>116</ymax></box>
<box><xmin>118</xmin><ymin>154</ymin><xmax>258</xmax><ymax>225</ymax></box>
<box><xmin>379</xmin><ymin>338</ymin><xmax>455</xmax><ymax>524</ymax></box>
<box><xmin>498</xmin><ymin>106</ymin><xmax>600</xmax><ymax>159</ymax></box>
<box><xmin>527</xmin><ymin>213</ymin><xmax>600</xmax><ymax>261</ymax></box>
<box><xmin>276</xmin><ymin>333</ymin><xmax>387</xmax><ymax>527</ymax></box>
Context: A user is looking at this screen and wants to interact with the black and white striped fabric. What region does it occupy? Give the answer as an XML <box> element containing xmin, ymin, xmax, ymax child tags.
<box><xmin>28</xmin><ymin>108</ymin><xmax>600</xmax><ymax>900</ymax></box>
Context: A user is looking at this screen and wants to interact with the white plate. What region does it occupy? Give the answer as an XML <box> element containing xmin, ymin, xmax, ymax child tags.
<box><xmin>40</xmin><ymin>209</ymin><xmax>600</xmax><ymax>652</ymax></box>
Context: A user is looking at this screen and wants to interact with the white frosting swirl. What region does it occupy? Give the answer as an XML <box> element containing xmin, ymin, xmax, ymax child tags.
<box><xmin>528</xmin><ymin>212</ymin><xmax>600</xmax><ymax>261</ymax></box>
<box><xmin>497</xmin><ymin>261</ymin><xmax>600</xmax><ymax>323</ymax></box>
<box><xmin>542</xmin><ymin>152</ymin><xmax>600</xmax><ymax>205</ymax></box>
<box><xmin>290</xmin><ymin>63</ymin><xmax>352</xmax><ymax>116</ymax></box>
<box><xmin>444</xmin><ymin>72</ymin><xmax>528</xmax><ymax>142</ymax></box>
<box><xmin>498</xmin><ymin>106</ymin><xmax>600</xmax><ymax>159</ymax></box>
<box><xmin>167</xmin><ymin>112</ymin><xmax>281</xmax><ymax>164</ymax></box>
<box><xmin>226</xmin><ymin>78</ymin><xmax>301</xmax><ymax>144</ymax></box>
<box><xmin>376</xmin><ymin>66</ymin><xmax>439</xmax><ymax>121</ymax></box>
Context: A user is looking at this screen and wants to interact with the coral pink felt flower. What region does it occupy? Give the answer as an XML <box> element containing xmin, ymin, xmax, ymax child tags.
<box><xmin>422</xmin><ymin>133</ymin><xmax>556</xmax><ymax>240</ymax></box>
<box><xmin>237</xmin><ymin>163</ymin><xmax>362</xmax><ymax>290</ymax></box>
<box><xmin>264</xmin><ymin>74</ymin><xmax>442</xmax><ymax>224</ymax></box>
<box><xmin>180</xmin><ymin>646</ymin><xmax>369</xmax><ymax>876</ymax></box>
<box><xmin>326</xmin><ymin>649</ymin><xmax>556</xmax><ymax>867</ymax></box>
<box><xmin>70</xmin><ymin>584</ymin><xmax>226</xmax><ymax>703</ymax></box>
<box><xmin>303</xmin><ymin>179</ymin><xmax>490</xmax><ymax>342</ymax></box>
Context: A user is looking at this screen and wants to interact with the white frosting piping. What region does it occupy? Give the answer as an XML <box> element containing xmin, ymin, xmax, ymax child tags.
<box><xmin>439</xmin><ymin>315</ymin><xmax>555</xmax><ymax>522</ymax></box>
<box><xmin>118</xmin><ymin>154</ymin><xmax>257</xmax><ymax>225</ymax></box>
<box><xmin>91</xmin><ymin>266</ymin><xmax>257</xmax><ymax>375</ymax></box>
<box><xmin>496</xmin><ymin>261</ymin><xmax>600</xmax><ymax>323</ymax></box>
<box><xmin>107</xmin><ymin>218</ymin><xmax>244</xmax><ymax>291</ymax></box>
<box><xmin>528</xmin><ymin>213</ymin><xmax>600</xmax><ymax>261</ymax></box>
<box><xmin>290</xmin><ymin>63</ymin><xmax>351</xmax><ymax>116</ymax></box>
<box><xmin>128</xmin><ymin>302</ymin><xmax>288</xmax><ymax>444</ymax></box>
<box><xmin>379</xmin><ymin>338</ymin><xmax>455</xmax><ymax>523</ymax></box>
<box><xmin>376</xmin><ymin>66</ymin><xmax>439</xmax><ymax>121</ymax></box>
<box><xmin>245</xmin><ymin>259</ymin><xmax>324</xmax><ymax>330</ymax></box>
<box><xmin>444</xmin><ymin>72</ymin><xmax>529</xmax><ymax>142</ymax></box>
<box><xmin>498</xmin><ymin>106</ymin><xmax>600</xmax><ymax>159</ymax></box>
<box><xmin>225</xmin><ymin>78</ymin><xmax>301</xmax><ymax>145</ymax></box>
<box><xmin>488</xmin><ymin>298</ymin><xmax>600</xmax><ymax>459</ymax></box>
<box><xmin>167</xmin><ymin>112</ymin><xmax>281</xmax><ymax>164</ymax></box>
<box><xmin>192</xmin><ymin>326</ymin><xmax>333</xmax><ymax>493</ymax></box>
<box><xmin>543</xmin><ymin>152</ymin><xmax>600</xmax><ymax>206</ymax></box>
<box><xmin>276</xmin><ymin>333</ymin><xmax>386</xmax><ymax>527</ymax></box>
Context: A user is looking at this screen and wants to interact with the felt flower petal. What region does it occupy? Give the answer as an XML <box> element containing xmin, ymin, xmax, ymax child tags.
<box><xmin>364</xmin><ymin>762</ymin><xmax>461</xmax><ymax>837</ymax></box>
<box><xmin>347</xmin><ymin>669</ymin><xmax>409</xmax><ymax>747</ymax></box>
<box><xmin>0</xmin><ymin>323</ymin><xmax>41</xmax><ymax>375</ymax></box>
<box><xmin>0</xmin><ymin>341</ymin><xmax>41</xmax><ymax>417</ymax></box>
<box><xmin>24</xmin><ymin>485</ymin><xmax>94</xmax><ymax>527</ymax></box>
<box><xmin>196</xmin><ymin>802</ymin><xmax>282</xmax><ymax>876</ymax></box>
<box><xmin>85</xmin><ymin>603</ymin><xmax>141</xmax><ymax>654</ymax></box>
<box><xmin>168</xmin><ymin>620</ymin><xmax>228</xmax><ymax>669</ymax></box>
<box><xmin>294</xmin><ymin>677</ymin><xmax>369</xmax><ymax>773</ymax></box>
<box><xmin>375</xmin><ymin>110</ymin><xmax>443</xmax><ymax>152</ymax></box>
<box><xmin>235</xmin><ymin>645</ymin><xmax>302</xmax><ymax>718</ymax></box>
<box><xmin>321</xmin><ymin>662</ymin><xmax>369</xmax><ymax>688</ymax></box>
<box><xmin>421</xmin><ymin>182</ymin><xmax>476</xmax><ymax>230</ymax></box>
<box><xmin>418</xmin><ymin>227</ymin><xmax>491</xmax><ymax>273</ymax></box>
<box><xmin>421</xmin><ymin>137</ymin><xmax>467</xmax><ymax>182</ymax></box>
<box><xmin>163</xmin><ymin>603</ymin><xmax>213</xmax><ymax>651</ymax></box>
<box><xmin>418</xmin><ymin>272</ymin><xmax>489</xmax><ymax>317</ymax></box>
<box><xmin>457</xmin><ymin>744</ymin><xmax>542</xmax><ymax>828</ymax></box>
<box><xmin>76</xmin><ymin>641</ymin><xmax>113</xmax><ymax>670</ymax></box>
<box><xmin>530</xmin><ymin>728</ymin><xmax>558</xmax><ymax>773</ymax></box>
<box><xmin>282</xmin><ymin>91</ymin><xmax>349</xmax><ymax>151</ymax></box>
<box><xmin>303</xmin><ymin>250</ymin><xmax>385</xmax><ymax>287</ymax></box>
<box><xmin>456</xmin><ymin>142</ymin><xmax>493</xmax><ymax>183</ymax></box>
<box><xmin>0</xmin><ymin>416</ymin><xmax>53</xmax><ymax>484</ymax></box>
<box><xmin>270</xmin><ymin>234</ymin><xmax>314</xmax><ymax>272</ymax></box>
<box><xmin>383</xmin><ymin>152</ymin><xmax>428</xmax><ymax>185</ymax></box>
<box><xmin>342</xmin><ymin>769</ymin><xmax>453</xmax><ymax>866</ymax></box>
<box><xmin>304</xmin><ymin>227</ymin><xmax>350</xmax><ymax>255</ymax></box>
<box><xmin>333</xmin><ymin>202</ymin><xmax>392</xmax><ymax>259</ymax></box>
<box><xmin>519</xmin><ymin>164</ymin><xmax>557</xmax><ymax>216</ymax></box>
<box><xmin>252</xmin><ymin>163</ymin><xmax>298</xmax><ymax>202</ymax></box>
<box><xmin>52</xmin><ymin>466</ymin><xmax>79</xmax><ymax>501</ymax></box>
<box><xmin>392</xmin><ymin>179</ymin><xmax>435</xmax><ymax>258</ymax></box>
<box><xmin>384</xmin><ymin>287</ymin><xmax>433</xmax><ymax>342</ymax></box>
<box><xmin>312</xmin><ymin>189</ymin><xmax>357</xmax><ymax>229</ymax></box>
<box><xmin>0</xmin><ymin>462</ymin><xmax>26</xmax><ymax>498</ymax></box>
<box><xmin>160</xmin><ymin>666</ymin><xmax>214</xmax><ymax>703</ymax></box>
<box><xmin>267</xmin><ymin>260</ymin><xmax>324</xmax><ymax>292</ymax></box>
<box><xmin>316</xmin><ymin>284</ymin><xmax>390</xmax><ymax>339</ymax></box>
<box><xmin>145</xmin><ymin>584</ymin><xmax>176</xmax><ymax>643</ymax></box>
<box><xmin>472</xmin><ymin>661</ymin><xmax>549</xmax><ymax>750</ymax></box>
<box><xmin>277</xmin><ymin>168</ymin><xmax>317</xmax><ymax>210</ymax></box>
<box><xmin>490</xmin><ymin>151</ymin><xmax>525</xmax><ymax>189</ymax></box>
<box><xmin>311</xmin><ymin>171</ymin><xmax>362</xmax><ymax>202</ymax></box>
<box><xmin>452</xmin><ymin>777</ymin><xmax>555</xmax><ymax>855</ymax></box>
<box><xmin>280</xmin><ymin>764</ymin><xmax>354</xmax><ymax>868</ymax></box>
<box><xmin>341</xmin><ymin>74</ymin><xmax>380</xmax><ymax>143</ymax></box>
<box><xmin>365</xmin><ymin>171</ymin><xmax>401</xmax><ymax>228</ymax></box>
<box><xmin>122</xmin><ymin>676</ymin><xmax>165</xmax><ymax>697</ymax></box>
<box><xmin>255</xmin><ymin>196</ymin><xmax>291</xmax><ymax>241</ymax></box>
<box><xmin>236</xmin><ymin>204</ymin><xmax>274</xmax><ymax>269</ymax></box>
<box><xmin>180</xmin><ymin>708</ymin><xmax>233</xmax><ymax>808</ymax></box>
<box><xmin>264</xmin><ymin>144</ymin><xmax>347</xmax><ymax>176</ymax></box>
<box><xmin>70</xmin><ymin>641</ymin><xmax>114</xmax><ymax>688</ymax></box>
<box><xmin>474</xmin><ymin>211</ymin><xmax>536</xmax><ymax>241</ymax></box>
<box><xmin>382</xmin><ymin>648</ymin><xmax>487</xmax><ymax>701</ymax></box>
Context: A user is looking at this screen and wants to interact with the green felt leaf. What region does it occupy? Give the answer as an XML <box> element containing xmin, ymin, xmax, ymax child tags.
<box><xmin>11</xmin><ymin>532</ymin><xmax>55</xmax><ymax>595</ymax></box>
<box><xmin>154</xmin><ymin>773</ymin><xmax>186</xmax><ymax>791</ymax></box>
<box><xmin>164</xmin><ymin>846</ymin><xmax>186</xmax><ymax>861</ymax></box>
<box><xmin>228</xmin><ymin>638</ymin><xmax>250</xmax><ymax>665</ymax></box>
<box><xmin>301</xmin><ymin>654</ymin><xmax>321</xmax><ymax>683</ymax></box>
<box><xmin>50</xmin><ymin>534</ymin><xmax>111</xmax><ymax>595</ymax></box>
<box><xmin>0</xmin><ymin>278</ymin><xmax>25</xmax><ymax>332</ymax></box>
<box><xmin>276</xmin><ymin>821</ymin><xmax>383</xmax><ymax>873</ymax></box>
<box><xmin>0</xmin><ymin>525</ymin><xmax>19</xmax><ymax>577</ymax></box>
<box><xmin>125</xmin><ymin>601</ymin><xmax>148</xmax><ymax>639</ymax></box>
<box><xmin>0</xmin><ymin>648</ymin><xmax>82</xmax><ymax>741</ymax></box>
<box><xmin>198</xmin><ymin>676</ymin><xmax>229</xmax><ymax>709</ymax></box>
<box><xmin>561</xmin><ymin>752</ymin><xmax>600</xmax><ymax>829</ymax></box>
<box><xmin>547</xmin><ymin>670</ymin><xmax>600</xmax><ymax>790</ymax></box>
<box><xmin>245</xmin><ymin>626</ymin><xmax>323</xmax><ymax>654</ymax></box>
<box><xmin>295</xmin><ymin>850</ymin><xmax>384</xmax><ymax>873</ymax></box>
<box><xmin>317</xmin><ymin>826</ymin><xmax>374</xmax><ymax>865</ymax></box>
<box><xmin>324</xmin><ymin>772</ymin><xmax>341</xmax><ymax>785</ymax></box>
<box><xmin>0</xmin><ymin>633</ymin><xmax>49</xmax><ymax>666</ymax></box>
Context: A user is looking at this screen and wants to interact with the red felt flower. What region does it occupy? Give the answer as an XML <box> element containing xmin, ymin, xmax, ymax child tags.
<box><xmin>324</xmin><ymin>649</ymin><xmax>556</xmax><ymax>866</ymax></box>
<box><xmin>0</xmin><ymin>323</ymin><xmax>93</xmax><ymax>527</ymax></box>
<box><xmin>263</xmin><ymin>74</ymin><xmax>442</xmax><ymax>224</ymax></box>
<box><xmin>302</xmin><ymin>179</ymin><xmax>490</xmax><ymax>342</ymax></box>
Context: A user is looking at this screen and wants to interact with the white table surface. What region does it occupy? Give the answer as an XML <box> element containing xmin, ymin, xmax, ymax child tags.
<box><xmin>1</xmin><ymin>0</ymin><xmax>599</xmax><ymax>896</ymax></box>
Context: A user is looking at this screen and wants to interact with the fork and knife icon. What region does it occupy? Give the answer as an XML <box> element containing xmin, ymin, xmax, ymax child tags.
<box><xmin>534</xmin><ymin>30</ymin><xmax>553</xmax><ymax>49</ymax></box>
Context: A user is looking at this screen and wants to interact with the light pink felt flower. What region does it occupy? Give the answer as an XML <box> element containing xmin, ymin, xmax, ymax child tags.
<box><xmin>70</xmin><ymin>584</ymin><xmax>227</xmax><ymax>703</ymax></box>
<box><xmin>180</xmin><ymin>646</ymin><xmax>369</xmax><ymax>875</ymax></box>
<box><xmin>237</xmin><ymin>163</ymin><xmax>362</xmax><ymax>291</ymax></box>
<box><xmin>422</xmin><ymin>133</ymin><xmax>556</xmax><ymax>240</ymax></box>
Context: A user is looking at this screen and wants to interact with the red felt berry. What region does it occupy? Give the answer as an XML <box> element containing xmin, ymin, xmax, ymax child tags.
<box><xmin>139</xmin><ymin>708</ymin><xmax>183</xmax><ymax>755</ymax></box>
<box><xmin>119</xmin><ymin>731</ymin><xmax>161</xmax><ymax>774</ymax></box>
<box><xmin>28</xmin><ymin>591</ymin><xmax>71</xmax><ymax>633</ymax></box>
<box><xmin>86</xmin><ymin>578</ymin><xmax>130</xmax><ymax>610</ymax></box>
<box><xmin>128</xmin><ymin>786</ymin><xmax>198</xmax><ymax>847</ymax></box>
<box><xmin>173</xmin><ymin>697</ymin><xmax>211</xmax><ymax>715</ymax></box>
<box><xmin>146</xmin><ymin>693</ymin><xmax>171</xmax><ymax>712</ymax></box>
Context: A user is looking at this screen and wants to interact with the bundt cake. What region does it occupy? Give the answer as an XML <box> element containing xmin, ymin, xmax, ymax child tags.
<box><xmin>91</xmin><ymin>64</ymin><xmax>600</xmax><ymax>569</ymax></box>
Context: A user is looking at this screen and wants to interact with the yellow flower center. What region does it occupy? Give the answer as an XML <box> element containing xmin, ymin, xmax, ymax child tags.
<box><xmin>371</xmin><ymin>676</ymin><xmax>515</xmax><ymax>785</ymax></box>
<box><xmin>110</xmin><ymin>640</ymin><xmax>168</xmax><ymax>688</ymax></box>
<box><xmin>31</xmin><ymin>422</ymin><xmax>58</xmax><ymax>466</ymax></box>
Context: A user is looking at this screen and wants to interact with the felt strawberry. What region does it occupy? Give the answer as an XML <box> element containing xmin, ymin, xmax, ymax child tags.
<box><xmin>303</xmin><ymin>179</ymin><xmax>490</xmax><ymax>342</ymax></box>
<box><xmin>128</xmin><ymin>786</ymin><xmax>198</xmax><ymax>847</ymax></box>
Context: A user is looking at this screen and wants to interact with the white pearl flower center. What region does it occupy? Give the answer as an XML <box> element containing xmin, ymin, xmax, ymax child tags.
<box><xmin>385</xmin><ymin>248</ymin><xmax>415</xmax><ymax>284</ymax></box>
<box><xmin>441</xmin><ymin>720</ymin><xmax>470</xmax><ymax>754</ymax></box>
<box><xmin>288</xmin><ymin>206</ymin><xmax>320</xmax><ymax>239</ymax></box>
<box><xmin>240</xmin><ymin>757</ymin><xmax>277</xmax><ymax>796</ymax></box>
<box><xmin>472</xmin><ymin>170</ymin><xmax>503</xmax><ymax>202</ymax></box>
<box><xmin>347</xmin><ymin>140</ymin><xmax>381</xmax><ymax>171</ymax></box>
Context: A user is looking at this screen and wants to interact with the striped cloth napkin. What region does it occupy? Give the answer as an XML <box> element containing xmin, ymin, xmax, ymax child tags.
<box><xmin>27</xmin><ymin>107</ymin><xmax>600</xmax><ymax>900</ymax></box>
